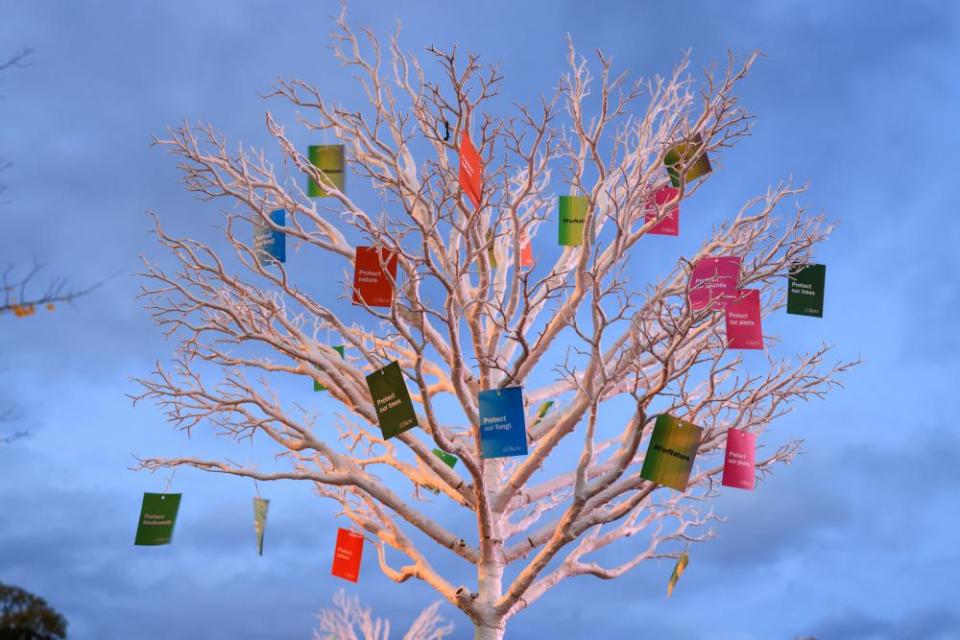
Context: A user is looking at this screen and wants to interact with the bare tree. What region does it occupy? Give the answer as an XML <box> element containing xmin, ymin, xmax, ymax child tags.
<box><xmin>314</xmin><ymin>590</ymin><xmax>453</xmax><ymax>640</ymax></box>
<box><xmin>0</xmin><ymin>48</ymin><xmax>33</xmax><ymax>208</ymax></box>
<box><xmin>133</xmin><ymin>8</ymin><xmax>855</xmax><ymax>638</ymax></box>
<box><xmin>1</xmin><ymin>46</ymin><xmax>99</xmax><ymax>319</ymax></box>
<box><xmin>1</xmin><ymin>47</ymin><xmax>100</xmax><ymax>437</ymax></box>
<box><xmin>0</xmin><ymin>260</ymin><xmax>100</xmax><ymax>317</ymax></box>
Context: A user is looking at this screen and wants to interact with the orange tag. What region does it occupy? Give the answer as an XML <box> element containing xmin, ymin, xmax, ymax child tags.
<box><xmin>331</xmin><ymin>528</ymin><xmax>364</xmax><ymax>582</ymax></box>
<box><xmin>458</xmin><ymin>130</ymin><xmax>483</xmax><ymax>207</ymax></box>
<box><xmin>352</xmin><ymin>246</ymin><xmax>398</xmax><ymax>308</ymax></box>
<box><xmin>519</xmin><ymin>233</ymin><xmax>534</xmax><ymax>267</ymax></box>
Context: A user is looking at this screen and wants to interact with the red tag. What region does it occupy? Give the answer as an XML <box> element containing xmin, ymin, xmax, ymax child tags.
<box><xmin>645</xmin><ymin>186</ymin><xmax>679</xmax><ymax>236</ymax></box>
<box><xmin>352</xmin><ymin>246</ymin><xmax>398</xmax><ymax>308</ymax></box>
<box><xmin>722</xmin><ymin>429</ymin><xmax>756</xmax><ymax>490</ymax></box>
<box><xmin>725</xmin><ymin>289</ymin><xmax>764</xmax><ymax>349</ymax></box>
<box><xmin>519</xmin><ymin>233</ymin><xmax>534</xmax><ymax>267</ymax></box>
<box><xmin>331</xmin><ymin>528</ymin><xmax>364</xmax><ymax>583</ymax></box>
<box><xmin>688</xmin><ymin>256</ymin><xmax>742</xmax><ymax>312</ymax></box>
<box><xmin>459</xmin><ymin>131</ymin><xmax>483</xmax><ymax>208</ymax></box>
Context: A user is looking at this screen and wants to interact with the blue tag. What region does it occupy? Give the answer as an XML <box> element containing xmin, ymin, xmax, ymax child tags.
<box><xmin>256</xmin><ymin>209</ymin><xmax>286</xmax><ymax>264</ymax></box>
<box><xmin>479</xmin><ymin>386</ymin><xmax>528</xmax><ymax>459</ymax></box>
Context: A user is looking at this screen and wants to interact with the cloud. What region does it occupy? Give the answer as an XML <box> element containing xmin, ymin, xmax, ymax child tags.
<box><xmin>700</xmin><ymin>422</ymin><xmax>960</xmax><ymax>573</ymax></box>
<box><xmin>701</xmin><ymin>467</ymin><xmax>852</xmax><ymax>569</ymax></box>
<box><xmin>1</xmin><ymin>1</ymin><xmax>960</xmax><ymax>639</ymax></box>
<box><xmin>802</xmin><ymin>607</ymin><xmax>960</xmax><ymax>640</ymax></box>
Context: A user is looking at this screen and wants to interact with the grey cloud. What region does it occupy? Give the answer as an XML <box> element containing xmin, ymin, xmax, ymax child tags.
<box><xmin>803</xmin><ymin>607</ymin><xmax>960</xmax><ymax>640</ymax></box>
<box><xmin>2</xmin><ymin>1</ymin><xmax>960</xmax><ymax>639</ymax></box>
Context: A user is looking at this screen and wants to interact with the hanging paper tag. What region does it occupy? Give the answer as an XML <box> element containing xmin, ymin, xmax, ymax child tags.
<box><xmin>352</xmin><ymin>246</ymin><xmax>398</xmax><ymax>308</ymax></box>
<box><xmin>667</xmin><ymin>552</ymin><xmax>689</xmax><ymax>597</ymax></box>
<box><xmin>688</xmin><ymin>256</ymin><xmax>742</xmax><ymax>312</ymax></box>
<box><xmin>558</xmin><ymin>195</ymin><xmax>588</xmax><ymax>246</ymax></box>
<box><xmin>253</xmin><ymin>497</ymin><xmax>269</xmax><ymax>555</ymax></box>
<box><xmin>478</xmin><ymin>386</ymin><xmax>528</xmax><ymax>459</ymax></box>
<box><xmin>314</xmin><ymin>345</ymin><xmax>346</xmax><ymax>392</ymax></box>
<box><xmin>365</xmin><ymin>361</ymin><xmax>419</xmax><ymax>439</ymax></box>
<box><xmin>485</xmin><ymin>229</ymin><xmax>498</xmax><ymax>269</ymax></box>
<box><xmin>721</xmin><ymin>429</ymin><xmax>756</xmax><ymax>490</ymax></box>
<box><xmin>664</xmin><ymin>134</ymin><xmax>712</xmax><ymax>188</ymax></box>
<box><xmin>134</xmin><ymin>493</ymin><xmax>182</xmax><ymax>546</ymax></box>
<box><xmin>432</xmin><ymin>448</ymin><xmax>458</xmax><ymax>468</ymax></box>
<box><xmin>331</xmin><ymin>528</ymin><xmax>364</xmax><ymax>583</ymax></box>
<box><xmin>254</xmin><ymin>209</ymin><xmax>286</xmax><ymax>265</ymax></box>
<box><xmin>459</xmin><ymin>131</ymin><xmax>483</xmax><ymax>208</ymax></box>
<box><xmin>530</xmin><ymin>400</ymin><xmax>554</xmax><ymax>428</ymax></box>
<box><xmin>787</xmin><ymin>263</ymin><xmax>826</xmax><ymax>318</ymax></box>
<box><xmin>725</xmin><ymin>289</ymin><xmax>763</xmax><ymax>349</ymax></box>
<box><xmin>640</xmin><ymin>415</ymin><xmax>702</xmax><ymax>491</ymax></box>
<box><xmin>519</xmin><ymin>232</ymin><xmax>534</xmax><ymax>267</ymax></box>
<box><xmin>645</xmin><ymin>186</ymin><xmax>680</xmax><ymax>236</ymax></box>
<box><xmin>308</xmin><ymin>144</ymin><xmax>345</xmax><ymax>197</ymax></box>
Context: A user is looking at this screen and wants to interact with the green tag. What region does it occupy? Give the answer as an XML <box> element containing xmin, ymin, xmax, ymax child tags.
<box><xmin>664</xmin><ymin>134</ymin><xmax>712</xmax><ymax>187</ymax></box>
<box><xmin>365</xmin><ymin>361</ymin><xmax>419</xmax><ymax>439</ymax></box>
<box><xmin>640</xmin><ymin>415</ymin><xmax>702</xmax><ymax>491</ymax></box>
<box><xmin>308</xmin><ymin>144</ymin><xmax>345</xmax><ymax>197</ymax></box>
<box><xmin>314</xmin><ymin>344</ymin><xmax>346</xmax><ymax>391</ymax></box>
<box><xmin>432</xmin><ymin>448</ymin><xmax>458</xmax><ymax>468</ymax></box>
<box><xmin>486</xmin><ymin>228</ymin><xmax>497</xmax><ymax>269</ymax></box>
<box><xmin>134</xmin><ymin>493</ymin><xmax>181</xmax><ymax>546</ymax></box>
<box><xmin>531</xmin><ymin>400</ymin><xmax>554</xmax><ymax>427</ymax></box>
<box><xmin>253</xmin><ymin>497</ymin><xmax>269</xmax><ymax>556</ymax></box>
<box><xmin>667</xmin><ymin>552</ymin><xmax>689</xmax><ymax>597</ymax></box>
<box><xmin>786</xmin><ymin>263</ymin><xmax>825</xmax><ymax>318</ymax></box>
<box><xmin>558</xmin><ymin>195</ymin><xmax>588</xmax><ymax>246</ymax></box>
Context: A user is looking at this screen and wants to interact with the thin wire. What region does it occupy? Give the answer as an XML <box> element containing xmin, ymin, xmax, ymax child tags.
<box><xmin>162</xmin><ymin>467</ymin><xmax>177</xmax><ymax>494</ymax></box>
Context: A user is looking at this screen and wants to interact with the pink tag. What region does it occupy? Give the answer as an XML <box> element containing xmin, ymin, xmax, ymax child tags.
<box><xmin>645</xmin><ymin>186</ymin><xmax>679</xmax><ymax>236</ymax></box>
<box><xmin>722</xmin><ymin>429</ymin><xmax>756</xmax><ymax>490</ymax></box>
<box><xmin>688</xmin><ymin>256</ymin><xmax>742</xmax><ymax>312</ymax></box>
<box><xmin>725</xmin><ymin>289</ymin><xmax>763</xmax><ymax>349</ymax></box>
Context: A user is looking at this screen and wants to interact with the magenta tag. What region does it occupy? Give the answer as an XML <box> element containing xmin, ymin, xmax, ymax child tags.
<box><xmin>725</xmin><ymin>289</ymin><xmax>763</xmax><ymax>349</ymax></box>
<box><xmin>722</xmin><ymin>429</ymin><xmax>756</xmax><ymax>490</ymax></box>
<box><xmin>645</xmin><ymin>186</ymin><xmax>679</xmax><ymax>236</ymax></box>
<box><xmin>688</xmin><ymin>256</ymin><xmax>741</xmax><ymax>312</ymax></box>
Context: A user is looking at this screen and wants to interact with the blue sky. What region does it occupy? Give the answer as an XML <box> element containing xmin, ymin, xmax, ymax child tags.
<box><xmin>1</xmin><ymin>1</ymin><xmax>959</xmax><ymax>638</ymax></box>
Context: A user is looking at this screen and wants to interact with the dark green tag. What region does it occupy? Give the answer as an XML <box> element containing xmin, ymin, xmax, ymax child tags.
<box><xmin>365</xmin><ymin>361</ymin><xmax>419</xmax><ymax>439</ymax></box>
<box><xmin>134</xmin><ymin>493</ymin><xmax>181</xmax><ymax>546</ymax></box>
<box><xmin>786</xmin><ymin>263</ymin><xmax>825</xmax><ymax>318</ymax></box>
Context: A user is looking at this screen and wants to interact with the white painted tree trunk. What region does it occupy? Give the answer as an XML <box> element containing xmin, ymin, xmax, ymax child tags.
<box><xmin>474</xmin><ymin>623</ymin><xmax>506</xmax><ymax>640</ymax></box>
<box><xmin>473</xmin><ymin>463</ymin><xmax>507</xmax><ymax>639</ymax></box>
